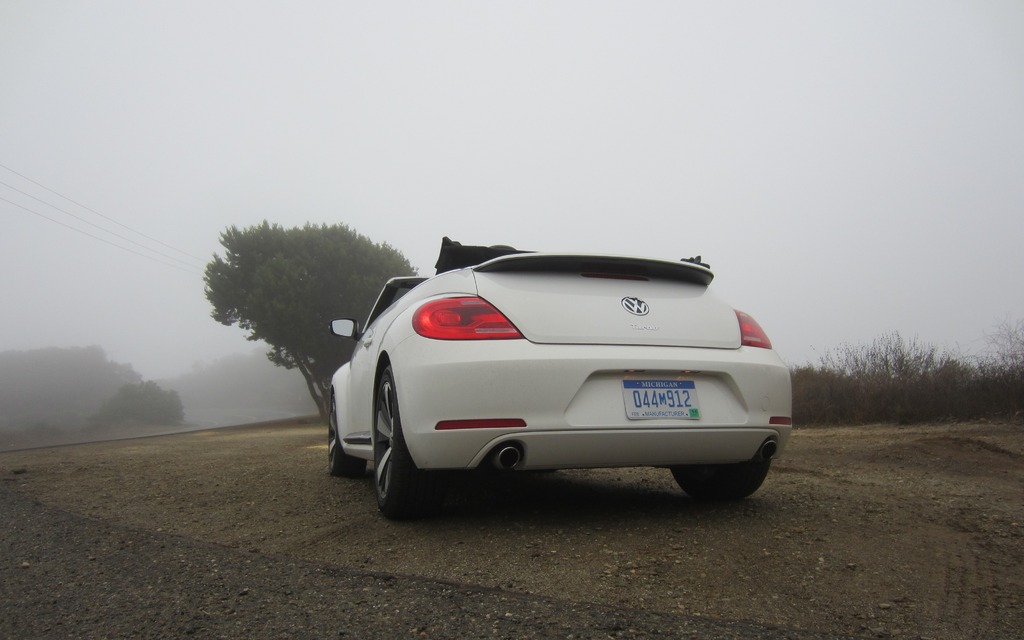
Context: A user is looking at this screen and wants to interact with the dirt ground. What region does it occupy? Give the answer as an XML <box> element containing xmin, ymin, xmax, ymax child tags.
<box><xmin>3</xmin><ymin>421</ymin><xmax>1022</xmax><ymax>639</ymax></box>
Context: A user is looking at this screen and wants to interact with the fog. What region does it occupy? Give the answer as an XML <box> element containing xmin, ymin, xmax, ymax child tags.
<box><xmin>2</xmin><ymin>2</ymin><xmax>1023</xmax><ymax>380</ymax></box>
<box><xmin>0</xmin><ymin>345</ymin><xmax>313</xmax><ymax>449</ymax></box>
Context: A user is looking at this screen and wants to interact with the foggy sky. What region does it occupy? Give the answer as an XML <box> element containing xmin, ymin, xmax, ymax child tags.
<box><xmin>2</xmin><ymin>1</ymin><xmax>1023</xmax><ymax>379</ymax></box>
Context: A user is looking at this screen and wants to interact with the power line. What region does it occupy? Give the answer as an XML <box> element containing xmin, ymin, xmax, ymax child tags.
<box><xmin>1</xmin><ymin>196</ymin><xmax>204</xmax><ymax>276</ymax></box>
<box><xmin>0</xmin><ymin>162</ymin><xmax>204</xmax><ymax>262</ymax></box>
<box><xmin>0</xmin><ymin>178</ymin><xmax>200</xmax><ymax>270</ymax></box>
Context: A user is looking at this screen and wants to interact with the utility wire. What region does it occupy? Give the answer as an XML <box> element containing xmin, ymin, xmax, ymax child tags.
<box><xmin>0</xmin><ymin>179</ymin><xmax>200</xmax><ymax>270</ymax></box>
<box><xmin>1</xmin><ymin>196</ymin><xmax>203</xmax><ymax>276</ymax></box>
<box><xmin>0</xmin><ymin>162</ymin><xmax>204</xmax><ymax>262</ymax></box>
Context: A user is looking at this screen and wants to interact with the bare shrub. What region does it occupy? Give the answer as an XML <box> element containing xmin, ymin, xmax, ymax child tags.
<box><xmin>986</xmin><ymin>317</ymin><xmax>1024</xmax><ymax>370</ymax></box>
<box><xmin>978</xmin><ymin>318</ymin><xmax>1024</xmax><ymax>420</ymax></box>
<box><xmin>793</xmin><ymin>330</ymin><xmax>1022</xmax><ymax>425</ymax></box>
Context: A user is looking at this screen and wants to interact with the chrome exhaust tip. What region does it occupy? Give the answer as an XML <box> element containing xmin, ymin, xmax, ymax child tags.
<box><xmin>758</xmin><ymin>439</ymin><xmax>778</xmax><ymax>461</ymax></box>
<box><xmin>492</xmin><ymin>444</ymin><xmax>523</xmax><ymax>470</ymax></box>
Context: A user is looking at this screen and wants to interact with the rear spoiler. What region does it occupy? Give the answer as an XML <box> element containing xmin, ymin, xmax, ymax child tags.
<box><xmin>435</xmin><ymin>237</ymin><xmax>713</xmax><ymax>285</ymax></box>
<box><xmin>474</xmin><ymin>253</ymin><xmax>714</xmax><ymax>286</ymax></box>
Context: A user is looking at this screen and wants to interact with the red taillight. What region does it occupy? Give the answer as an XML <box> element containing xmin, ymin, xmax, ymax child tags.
<box><xmin>413</xmin><ymin>297</ymin><xmax>523</xmax><ymax>340</ymax></box>
<box><xmin>736</xmin><ymin>310</ymin><xmax>773</xmax><ymax>349</ymax></box>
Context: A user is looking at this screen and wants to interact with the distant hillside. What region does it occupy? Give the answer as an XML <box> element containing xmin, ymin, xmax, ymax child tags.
<box><xmin>1</xmin><ymin>346</ymin><xmax>315</xmax><ymax>450</ymax></box>
<box><xmin>0</xmin><ymin>346</ymin><xmax>141</xmax><ymax>432</ymax></box>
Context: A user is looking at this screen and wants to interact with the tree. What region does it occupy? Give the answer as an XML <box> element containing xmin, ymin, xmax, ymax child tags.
<box><xmin>204</xmin><ymin>222</ymin><xmax>414</xmax><ymax>421</ymax></box>
<box><xmin>91</xmin><ymin>381</ymin><xmax>184</xmax><ymax>425</ymax></box>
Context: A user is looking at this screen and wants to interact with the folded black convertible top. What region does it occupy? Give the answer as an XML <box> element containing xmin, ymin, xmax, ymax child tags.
<box><xmin>434</xmin><ymin>237</ymin><xmax>530</xmax><ymax>274</ymax></box>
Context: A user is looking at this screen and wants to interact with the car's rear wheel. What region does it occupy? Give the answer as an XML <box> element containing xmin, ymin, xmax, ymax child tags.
<box><xmin>328</xmin><ymin>396</ymin><xmax>367</xmax><ymax>478</ymax></box>
<box><xmin>373</xmin><ymin>366</ymin><xmax>446</xmax><ymax>519</ymax></box>
<box><xmin>670</xmin><ymin>459</ymin><xmax>772</xmax><ymax>500</ymax></box>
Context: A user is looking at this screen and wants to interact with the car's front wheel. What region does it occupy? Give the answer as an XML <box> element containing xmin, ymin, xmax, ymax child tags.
<box><xmin>670</xmin><ymin>459</ymin><xmax>772</xmax><ymax>500</ymax></box>
<box><xmin>373</xmin><ymin>366</ymin><xmax>446</xmax><ymax>519</ymax></box>
<box><xmin>328</xmin><ymin>396</ymin><xmax>367</xmax><ymax>478</ymax></box>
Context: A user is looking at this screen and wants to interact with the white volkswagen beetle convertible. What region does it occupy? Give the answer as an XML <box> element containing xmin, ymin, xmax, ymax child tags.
<box><xmin>328</xmin><ymin>239</ymin><xmax>792</xmax><ymax>518</ymax></box>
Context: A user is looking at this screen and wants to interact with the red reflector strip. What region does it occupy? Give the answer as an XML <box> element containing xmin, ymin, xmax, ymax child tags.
<box><xmin>435</xmin><ymin>418</ymin><xmax>528</xmax><ymax>431</ymax></box>
<box><xmin>769</xmin><ymin>416</ymin><xmax>793</xmax><ymax>426</ymax></box>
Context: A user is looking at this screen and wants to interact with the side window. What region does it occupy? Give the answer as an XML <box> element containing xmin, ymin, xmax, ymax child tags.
<box><xmin>364</xmin><ymin>289</ymin><xmax>395</xmax><ymax>329</ymax></box>
<box><xmin>364</xmin><ymin>278</ymin><xmax>426</xmax><ymax>329</ymax></box>
<box><xmin>391</xmin><ymin>286</ymin><xmax>414</xmax><ymax>305</ymax></box>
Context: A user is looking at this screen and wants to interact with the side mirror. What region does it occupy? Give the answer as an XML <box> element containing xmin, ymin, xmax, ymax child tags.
<box><xmin>330</xmin><ymin>318</ymin><xmax>359</xmax><ymax>339</ymax></box>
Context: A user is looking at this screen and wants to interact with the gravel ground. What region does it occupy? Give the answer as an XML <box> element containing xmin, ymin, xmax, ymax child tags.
<box><xmin>1</xmin><ymin>485</ymin><xmax>853</xmax><ymax>640</ymax></box>
<box><xmin>2</xmin><ymin>421</ymin><xmax>1023</xmax><ymax>639</ymax></box>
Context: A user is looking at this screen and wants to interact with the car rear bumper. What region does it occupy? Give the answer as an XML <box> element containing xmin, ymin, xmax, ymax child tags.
<box><xmin>468</xmin><ymin>427</ymin><xmax>785</xmax><ymax>470</ymax></box>
<box><xmin>389</xmin><ymin>338</ymin><xmax>792</xmax><ymax>470</ymax></box>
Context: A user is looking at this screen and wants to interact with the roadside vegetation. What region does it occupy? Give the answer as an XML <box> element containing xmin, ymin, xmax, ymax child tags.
<box><xmin>792</xmin><ymin>319</ymin><xmax>1024</xmax><ymax>425</ymax></box>
<box><xmin>89</xmin><ymin>381</ymin><xmax>184</xmax><ymax>427</ymax></box>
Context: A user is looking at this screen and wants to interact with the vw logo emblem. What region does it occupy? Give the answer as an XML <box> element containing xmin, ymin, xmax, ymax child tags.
<box><xmin>621</xmin><ymin>297</ymin><xmax>649</xmax><ymax>316</ymax></box>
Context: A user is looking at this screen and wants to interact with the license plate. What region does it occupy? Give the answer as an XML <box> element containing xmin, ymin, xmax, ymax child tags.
<box><xmin>622</xmin><ymin>380</ymin><xmax>700</xmax><ymax>420</ymax></box>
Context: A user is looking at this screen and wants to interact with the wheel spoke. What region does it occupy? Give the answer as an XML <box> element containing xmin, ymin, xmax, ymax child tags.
<box><xmin>376</xmin><ymin>407</ymin><xmax>393</xmax><ymax>441</ymax></box>
<box><xmin>374</xmin><ymin>379</ymin><xmax>396</xmax><ymax>498</ymax></box>
<box><xmin>376</xmin><ymin>381</ymin><xmax>394</xmax><ymax>440</ymax></box>
<box><xmin>327</xmin><ymin>406</ymin><xmax>338</xmax><ymax>465</ymax></box>
<box><xmin>376</xmin><ymin>446</ymin><xmax>392</xmax><ymax>496</ymax></box>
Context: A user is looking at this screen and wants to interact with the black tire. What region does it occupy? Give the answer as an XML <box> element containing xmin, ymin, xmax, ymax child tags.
<box><xmin>328</xmin><ymin>396</ymin><xmax>367</xmax><ymax>478</ymax></box>
<box><xmin>373</xmin><ymin>367</ymin><xmax>446</xmax><ymax>519</ymax></box>
<box><xmin>670</xmin><ymin>459</ymin><xmax>772</xmax><ymax>500</ymax></box>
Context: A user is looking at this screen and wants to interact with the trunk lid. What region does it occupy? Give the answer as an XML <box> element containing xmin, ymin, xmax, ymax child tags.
<box><xmin>472</xmin><ymin>254</ymin><xmax>740</xmax><ymax>349</ymax></box>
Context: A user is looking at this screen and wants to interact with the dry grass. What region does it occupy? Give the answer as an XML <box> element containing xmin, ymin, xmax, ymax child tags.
<box><xmin>793</xmin><ymin>331</ymin><xmax>1024</xmax><ymax>425</ymax></box>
